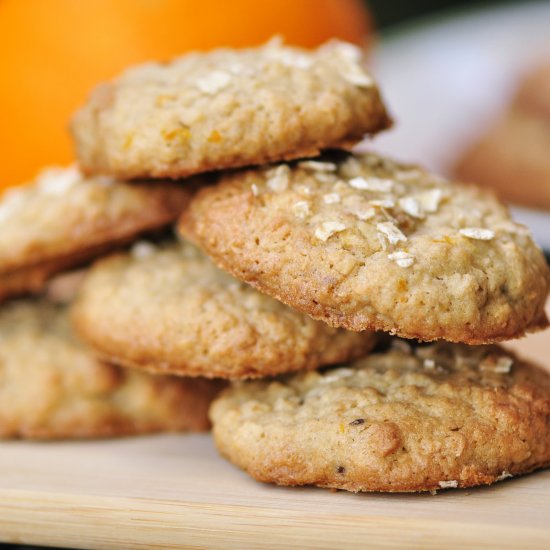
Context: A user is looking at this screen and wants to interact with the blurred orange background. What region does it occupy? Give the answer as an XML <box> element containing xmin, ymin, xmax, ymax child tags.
<box><xmin>0</xmin><ymin>0</ymin><xmax>373</xmax><ymax>189</ymax></box>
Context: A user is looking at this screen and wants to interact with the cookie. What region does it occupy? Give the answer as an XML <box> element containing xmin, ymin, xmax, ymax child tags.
<box><xmin>455</xmin><ymin>62</ymin><xmax>550</xmax><ymax>211</ymax></box>
<box><xmin>71</xmin><ymin>241</ymin><xmax>377</xmax><ymax>379</ymax></box>
<box><xmin>211</xmin><ymin>340</ymin><xmax>550</xmax><ymax>492</ymax></box>
<box><xmin>0</xmin><ymin>300</ymin><xmax>222</xmax><ymax>439</ymax></box>
<box><xmin>514</xmin><ymin>62</ymin><xmax>550</xmax><ymax>121</ymax></box>
<box><xmin>179</xmin><ymin>152</ymin><xmax>550</xmax><ymax>344</ymax></box>
<box><xmin>71</xmin><ymin>39</ymin><xmax>391</xmax><ymax>180</ymax></box>
<box><xmin>454</xmin><ymin>110</ymin><xmax>550</xmax><ymax>210</ymax></box>
<box><xmin>0</xmin><ymin>166</ymin><xmax>190</xmax><ymax>302</ymax></box>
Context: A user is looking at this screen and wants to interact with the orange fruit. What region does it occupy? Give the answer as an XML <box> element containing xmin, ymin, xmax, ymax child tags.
<box><xmin>0</xmin><ymin>0</ymin><xmax>373</xmax><ymax>189</ymax></box>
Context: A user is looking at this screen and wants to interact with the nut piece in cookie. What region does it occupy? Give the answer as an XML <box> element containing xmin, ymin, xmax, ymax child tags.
<box><xmin>0</xmin><ymin>165</ymin><xmax>190</xmax><ymax>302</ymax></box>
<box><xmin>71</xmin><ymin>39</ymin><xmax>391</xmax><ymax>180</ymax></box>
<box><xmin>210</xmin><ymin>340</ymin><xmax>550</xmax><ymax>492</ymax></box>
<box><xmin>71</xmin><ymin>241</ymin><xmax>377</xmax><ymax>379</ymax></box>
<box><xmin>179</xmin><ymin>152</ymin><xmax>549</xmax><ymax>344</ymax></box>
<box><xmin>0</xmin><ymin>300</ymin><xmax>222</xmax><ymax>439</ymax></box>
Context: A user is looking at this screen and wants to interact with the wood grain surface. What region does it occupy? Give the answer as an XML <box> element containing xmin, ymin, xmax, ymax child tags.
<box><xmin>0</xmin><ymin>321</ymin><xmax>548</xmax><ymax>549</ymax></box>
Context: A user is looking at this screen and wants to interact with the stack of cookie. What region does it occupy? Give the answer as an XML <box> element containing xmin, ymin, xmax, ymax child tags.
<box><xmin>0</xmin><ymin>167</ymin><xmax>222</xmax><ymax>438</ymax></box>
<box><xmin>2</xmin><ymin>39</ymin><xmax>550</xmax><ymax>493</ymax></box>
<box><xmin>0</xmin><ymin>40</ymin><xmax>387</xmax><ymax>439</ymax></box>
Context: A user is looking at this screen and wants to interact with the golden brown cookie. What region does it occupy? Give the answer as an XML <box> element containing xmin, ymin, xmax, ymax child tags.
<box><xmin>71</xmin><ymin>241</ymin><xmax>377</xmax><ymax>379</ymax></box>
<box><xmin>71</xmin><ymin>39</ymin><xmax>390</xmax><ymax>180</ymax></box>
<box><xmin>211</xmin><ymin>340</ymin><xmax>550</xmax><ymax>493</ymax></box>
<box><xmin>454</xmin><ymin>111</ymin><xmax>550</xmax><ymax>210</ymax></box>
<box><xmin>0</xmin><ymin>166</ymin><xmax>190</xmax><ymax>302</ymax></box>
<box><xmin>455</xmin><ymin>63</ymin><xmax>550</xmax><ymax>211</ymax></box>
<box><xmin>0</xmin><ymin>300</ymin><xmax>222</xmax><ymax>439</ymax></box>
<box><xmin>179</xmin><ymin>152</ymin><xmax>549</xmax><ymax>344</ymax></box>
<box><xmin>514</xmin><ymin>62</ymin><xmax>550</xmax><ymax>121</ymax></box>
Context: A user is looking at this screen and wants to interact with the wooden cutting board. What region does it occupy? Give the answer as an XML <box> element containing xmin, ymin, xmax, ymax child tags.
<box><xmin>0</xmin><ymin>326</ymin><xmax>549</xmax><ymax>550</ymax></box>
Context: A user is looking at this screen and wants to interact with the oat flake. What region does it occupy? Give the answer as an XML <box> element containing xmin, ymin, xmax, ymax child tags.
<box><xmin>399</xmin><ymin>197</ymin><xmax>424</xmax><ymax>219</ymax></box>
<box><xmin>37</xmin><ymin>166</ymin><xmax>81</xmax><ymax>195</ymax></box>
<box><xmin>323</xmin><ymin>193</ymin><xmax>341</xmax><ymax>204</ymax></box>
<box><xmin>497</xmin><ymin>471</ymin><xmax>513</xmax><ymax>482</ymax></box>
<box><xmin>438</xmin><ymin>480</ymin><xmax>458</xmax><ymax>489</ymax></box>
<box><xmin>388</xmin><ymin>251</ymin><xmax>415</xmax><ymax>268</ymax></box>
<box><xmin>369</xmin><ymin>199</ymin><xmax>395</xmax><ymax>209</ymax></box>
<box><xmin>416</xmin><ymin>189</ymin><xmax>444</xmax><ymax>213</ymax></box>
<box><xmin>459</xmin><ymin>228</ymin><xmax>495</xmax><ymax>241</ymax></box>
<box><xmin>196</xmin><ymin>70</ymin><xmax>231</xmax><ymax>94</ymax></box>
<box><xmin>349</xmin><ymin>177</ymin><xmax>393</xmax><ymax>193</ymax></box>
<box><xmin>132</xmin><ymin>241</ymin><xmax>157</xmax><ymax>260</ymax></box>
<box><xmin>377</xmin><ymin>222</ymin><xmax>407</xmax><ymax>244</ymax></box>
<box><xmin>292</xmin><ymin>201</ymin><xmax>311</xmax><ymax>219</ymax></box>
<box><xmin>298</xmin><ymin>160</ymin><xmax>337</xmax><ymax>172</ymax></box>
<box><xmin>423</xmin><ymin>358</ymin><xmax>436</xmax><ymax>370</ymax></box>
<box><xmin>266</xmin><ymin>165</ymin><xmax>290</xmax><ymax>192</ymax></box>
<box><xmin>315</xmin><ymin>221</ymin><xmax>346</xmax><ymax>242</ymax></box>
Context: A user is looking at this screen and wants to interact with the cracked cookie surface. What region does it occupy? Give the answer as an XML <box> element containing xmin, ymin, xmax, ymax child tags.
<box><xmin>71</xmin><ymin>241</ymin><xmax>376</xmax><ymax>379</ymax></box>
<box><xmin>179</xmin><ymin>152</ymin><xmax>549</xmax><ymax>343</ymax></box>
<box><xmin>0</xmin><ymin>300</ymin><xmax>221</xmax><ymax>439</ymax></box>
<box><xmin>71</xmin><ymin>39</ymin><xmax>390</xmax><ymax>179</ymax></box>
<box><xmin>211</xmin><ymin>340</ymin><xmax>550</xmax><ymax>492</ymax></box>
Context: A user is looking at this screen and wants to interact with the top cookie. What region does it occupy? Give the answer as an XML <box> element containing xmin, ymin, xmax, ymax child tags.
<box><xmin>179</xmin><ymin>152</ymin><xmax>550</xmax><ymax>344</ymax></box>
<box><xmin>71</xmin><ymin>39</ymin><xmax>391</xmax><ymax>180</ymax></box>
<box><xmin>0</xmin><ymin>166</ymin><xmax>189</xmax><ymax>301</ymax></box>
